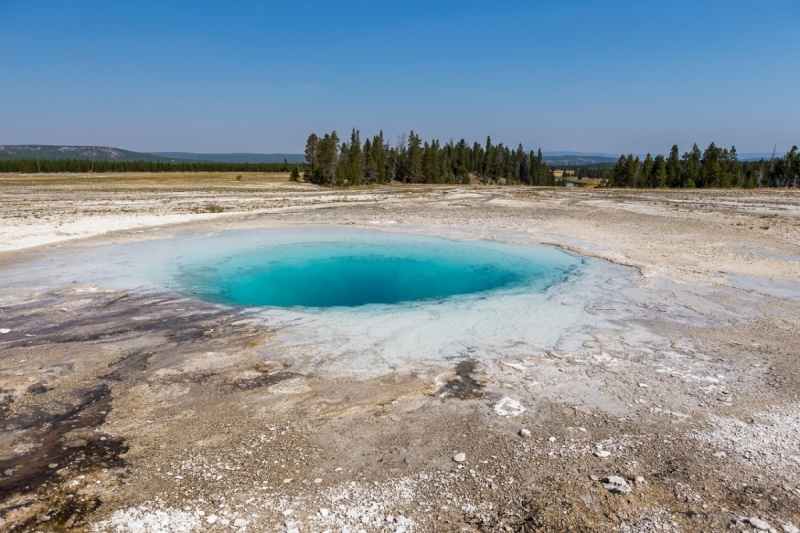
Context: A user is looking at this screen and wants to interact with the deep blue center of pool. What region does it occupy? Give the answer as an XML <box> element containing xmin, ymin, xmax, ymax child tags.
<box><xmin>178</xmin><ymin>233</ymin><xmax>578</xmax><ymax>308</ymax></box>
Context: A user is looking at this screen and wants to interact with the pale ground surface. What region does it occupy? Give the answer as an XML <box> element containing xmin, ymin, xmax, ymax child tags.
<box><xmin>0</xmin><ymin>173</ymin><xmax>799</xmax><ymax>532</ymax></box>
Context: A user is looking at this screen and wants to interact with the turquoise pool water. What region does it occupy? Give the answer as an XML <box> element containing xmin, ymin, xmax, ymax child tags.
<box><xmin>176</xmin><ymin>231</ymin><xmax>580</xmax><ymax>308</ymax></box>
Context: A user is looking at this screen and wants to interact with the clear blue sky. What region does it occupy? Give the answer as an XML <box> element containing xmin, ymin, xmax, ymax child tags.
<box><xmin>1</xmin><ymin>0</ymin><xmax>798</xmax><ymax>154</ymax></box>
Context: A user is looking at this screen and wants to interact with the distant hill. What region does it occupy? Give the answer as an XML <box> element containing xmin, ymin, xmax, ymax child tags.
<box><xmin>151</xmin><ymin>152</ymin><xmax>306</xmax><ymax>164</ymax></box>
<box><xmin>0</xmin><ymin>145</ymin><xmax>173</xmax><ymax>162</ymax></box>
<box><xmin>542</xmin><ymin>154</ymin><xmax>619</xmax><ymax>165</ymax></box>
<box><xmin>0</xmin><ymin>145</ymin><xmax>306</xmax><ymax>164</ymax></box>
<box><xmin>739</xmin><ymin>152</ymin><xmax>778</xmax><ymax>161</ymax></box>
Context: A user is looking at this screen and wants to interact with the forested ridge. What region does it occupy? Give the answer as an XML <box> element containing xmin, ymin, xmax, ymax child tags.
<box><xmin>3</xmin><ymin>135</ymin><xmax>798</xmax><ymax>190</ymax></box>
<box><xmin>586</xmin><ymin>144</ymin><xmax>799</xmax><ymax>189</ymax></box>
<box><xmin>0</xmin><ymin>159</ymin><xmax>289</xmax><ymax>174</ymax></box>
<box><xmin>300</xmin><ymin>130</ymin><xmax>556</xmax><ymax>186</ymax></box>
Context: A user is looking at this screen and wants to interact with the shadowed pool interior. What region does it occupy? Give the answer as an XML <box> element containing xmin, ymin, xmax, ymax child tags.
<box><xmin>177</xmin><ymin>232</ymin><xmax>579</xmax><ymax>308</ymax></box>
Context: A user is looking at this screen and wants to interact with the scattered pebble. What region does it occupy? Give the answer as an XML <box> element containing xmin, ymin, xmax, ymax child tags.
<box><xmin>746</xmin><ymin>517</ymin><xmax>771</xmax><ymax>530</ymax></box>
<box><xmin>282</xmin><ymin>509</ymin><xmax>294</xmax><ymax>516</ymax></box>
<box><xmin>206</xmin><ymin>515</ymin><xmax>217</xmax><ymax>524</ymax></box>
<box><xmin>600</xmin><ymin>476</ymin><xmax>631</xmax><ymax>495</ymax></box>
<box><xmin>594</xmin><ymin>450</ymin><xmax>611</xmax><ymax>458</ymax></box>
<box><xmin>233</xmin><ymin>518</ymin><xmax>248</xmax><ymax>528</ymax></box>
<box><xmin>453</xmin><ymin>452</ymin><xmax>466</xmax><ymax>463</ymax></box>
<box><xmin>782</xmin><ymin>524</ymin><xmax>799</xmax><ymax>533</ymax></box>
<box><xmin>548</xmin><ymin>436</ymin><xmax>556</xmax><ymax>443</ymax></box>
<box><xmin>0</xmin><ymin>329</ymin><xmax>10</xmax><ymax>334</ymax></box>
<box><xmin>638</xmin><ymin>383</ymin><xmax>648</xmax><ymax>388</ymax></box>
<box><xmin>519</xmin><ymin>428</ymin><xmax>531</xmax><ymax>438</ymax></box>
<box><xmin>319</xmin><ymin>508</ymin><xmax>329</xmax><ymax>517</ymax></box>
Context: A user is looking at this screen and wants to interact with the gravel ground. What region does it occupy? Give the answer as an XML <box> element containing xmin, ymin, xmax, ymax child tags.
<box><xmin>1</xmin><ymin>176</ymin><xmax>799</xmax><ymax>532</ymax></box>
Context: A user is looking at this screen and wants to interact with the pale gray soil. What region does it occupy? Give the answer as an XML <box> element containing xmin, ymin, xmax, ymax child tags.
<box><xmin>1</xmin><ymin>179</ymin><xmax>799</xmax><ymax>532</ymax></box>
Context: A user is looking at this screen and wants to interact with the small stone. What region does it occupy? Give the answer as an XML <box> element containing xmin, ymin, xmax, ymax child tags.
<box><xmin>635</xmin><ymin>476</ymin><xmax>645</xmax><ymax>483</ymax></box>
<box><xmin>600</xmin><ymin>476</ymin><xmax>631</xmax><ymax>495</ymax></box>
<box><xmin>233</xmin><ymin>518</ymin><xmax>248</xmax><ymax>528</ymax></box>
<box><xmin>747</xmin><ymin>516</ymin><xmax>772</xmax><ymax>531</ymax></box>
<box><xmin>386</xmin><ymin>515</ymin><xmax>394</xmax><ymax>523</ymax></box>
<box><xmin>747</xmin><ymin>517</ymin><xmax>771</xmax><ymax>530</ymax></box>
<box><xmin>782</xmin><ymin>524</ymin><xmax>799</xmax><ymax>533</ymax></box>
<box><xmin>319</xmin><ymin>508</ymin><xmax>329</xmax><ymax>517</ymax></box>
<box><xmin>589</xmin><ymin>475</ymin><xmax>599</xmax><ymax>481</ymax></box>
<box><xmin>594</xmin><ymin>450</ymin><xmax>611</xmax><ymax>458</ymax></box>
<box><xmin>0</xmin><ymin>329</ymin><xmax>10</xmax><ymax>335</ymax></box>
<box><xmin>220</xmin><ymin>518</ymin><xmax>230</xmax><ymax>526</ymax></box>
<box><xmin>314</xmin><ymin>477</ymin><xmax>323</xmax><ymax>483</ymax></box>
<box><xmin>638</xmin><ymin>383</ymin><xmax>648</xmax><ymax>388</ymax></box>
<box><xmin>283</xmin><ymin>478</ymin><xmax>293</xmax><ymax>483</ymax></box>
<box><xmin>287</xmin><ymin>529</ymin><xmax>300</xmax><ymax>533</ymax></box>
<box><xmin>206</xmin><ymin>515</ymin><xmax>218</xmax><ymax>524</ymax></box>
<box><xmin>519</xmin><ymin>429</ymin><xmax>531</xmax><ymax>438</ymax></box>
<box><xmin>548</xmin><ymin>436</ymin><xmax>556</xmax><ymax>443</ymax></box>
<box><xmin>453</xmin><ymin>453</ymin><xmax>466</xmax><ymax>463</ymax></box>
<box><xmin>282</xmin><ymin>509</ymin><xmax>294</xmax><ymax>516</ymax></box>
<box><xmin>48</xmin><ymin>463</ymin><xmax>58</xmax><ymax>469</ymax></box>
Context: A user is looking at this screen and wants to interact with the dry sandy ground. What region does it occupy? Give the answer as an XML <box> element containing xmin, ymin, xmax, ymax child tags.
<box><xmin>0</xmin><ymin>174</ymin><xmax>799</xmax><ymax>532</ymax></box>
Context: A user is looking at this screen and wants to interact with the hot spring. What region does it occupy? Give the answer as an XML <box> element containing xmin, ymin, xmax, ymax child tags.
<box><xmin>2</xmin><ymin>227</ymin><xmax>632</xmax><ymax>376</ymax></box>
<box><xmin>175</xmin><ymin>232</ymin><xmax>579</xmax><ymax>308</ymax></box>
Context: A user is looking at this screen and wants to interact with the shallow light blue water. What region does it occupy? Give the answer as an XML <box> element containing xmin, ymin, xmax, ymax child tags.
<box><xmin>176</xmin><ymin>231</ymin><xmax>580</xmax><ymax>308</ymax></box>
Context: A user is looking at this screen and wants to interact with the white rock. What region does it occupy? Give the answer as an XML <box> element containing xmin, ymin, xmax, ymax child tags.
<box><xmin>519</xmin><ymin>429</ymin><xmax>531</xmax><ymax>438</ymax></box>
<box><xmin>233</xmin><ymin>518</ymin><xmax>248</xmax><ymax>528</ymax></box>
<box><xmin>206</xmin><ymin>515</ymin><xmax>218</xmax><ymax>524</ymax></box>
<box><xmin>0</xmin><ymin>329</ymin><xmax>10</xmax><ymax>334</ymax></box>
<box><xmin>287</xmin><ymin>529</ymin><xmax>300</xmax><ymax>533</ymax></box>
<box><xmin>638</xmin><ymin>383</ymin><xmax>648</xmax><ymax>388</ymax></box>
<box><xmin>782</xmin><ymin>524</ymin><xmax>799</xmax><ymax>533</ymax></box>
<box><xmin>600</xmin><ymin>476</ymin><xmax>631</xmax><ymax>495</ymax></box>
<box><xmin>314</xmin><ymin>477</ymin><xmax>323</xmax><ymax>483</ymax></box>
<box><xmin>747</xmin><ymin>517</ymin><xmax>771</xmax><ymax>530</ymax></box>
<box><xmin>386</xmin><ymin>515</ymin><xmax>394</xmax><ymax>523</ymax></box>
<box><xmin>319</xmin><ymin>508</ymin><xmax>330</xmax><ymax>517</ymax></box>
<box><xmin>282</xmin><ymin>509</ymin><xmax>294</xmax><ymax>516</ymax></box>
<box><xmin>220</xmin><ymin>518</ymin><xmax>230</xmax><ymax>526</ymax></box>
<box><xmin>548</xmin><ymin>436</ymin><xmax>556</xmax><ymax>443</ymax></box>
<box><xmin>594</xmin><ymin>450</ymin><xmax>611</xmax><ymax>458</ymax></box>
<box><xmin>453</xmin><ymin>452</ymin><xmax>466</xmax><ymax>463</ymax></box>
<box><xmin>494</xmin><ymin>397</ymin><xmax>526</xmax><ymax>417</ymax></box>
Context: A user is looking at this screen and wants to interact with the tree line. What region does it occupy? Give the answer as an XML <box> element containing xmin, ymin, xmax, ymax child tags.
<box><xmin>0</xmin><ymin>159</ymin><xmax>288</xmax><ymax>174</ymax></box>
<box><xmin>300</xmin><ymin>130</ymin><xmax>556</xmax><ymax>186</ymax></box>
<box><xmin>604</xmin><ymin>144</ymin><xmax>800</xmax><ymax>188</ymax></box>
